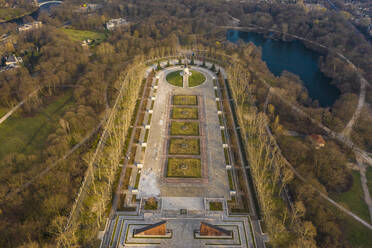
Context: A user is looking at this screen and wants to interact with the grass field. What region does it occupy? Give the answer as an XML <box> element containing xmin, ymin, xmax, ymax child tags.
<box><xmin>60</xmin><ymin>28</ymin><xmax>106</xmax><ymax>44</ymax></box>
<box><xmin>166</xmin><ymin>70</ymin><xmax>183</xmax><ymax>87</ymax></box>
<box><xmin>366</xmin><ymin>167</ymin><xmax>372</xmax><ymax>197</ymax></box>
<box><xmin>0</xmin><ymin>91</ymin><xmax>74</xmax><ymax>160</ymax></box>
<box><xmin>189</xmin><ymin>70</ymin><xmax>206</xmax><ymax>87</ymax></box>
<box><xmin>173</xmin><ymin>95</ymin><xmax>198</xmax><ymax>105</ymax></box>
<box><xmin>209</xmin><ymin>202</ymin><xmax>223</xmax><ymax>211</ymax></box>
<box><xmin>170</xmin><ymin>121</ymin><xmax>199</xmax><ymax>136</ymax></box>
<box><xmin>171</xmin><ymin>107</ymin><xmax>198</xmax><ymax>119</ymax></box>
<box><xmin>0</xmin><ymin>8</ymin><xmax>36</xmax><ymax>22</ymax></box>
<box><xmin>0</xmin><ymin>107</ymin><xmax>8</xmax><ymax>117</ymax></box>
<box><xmin>332</xmin><ymin>171</ymin><xmax>370</xmax><ymax>222</ymax></box>
<box><xmin>166</xmin><ymin>158</ymin><xmax>201</xmax><ymax>178</ymax></box>
<box><xmin>169</xmin><ymin>138</ymin><xmax>200</xmax><ymax>155</ymax></box>
<box><xmin>339</xmin><ymin>211</ymin><xmax>372</xmax><ymax>248</ymax></box>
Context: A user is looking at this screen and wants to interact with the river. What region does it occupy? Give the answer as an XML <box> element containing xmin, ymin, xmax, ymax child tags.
<box><xmin>227</xmin><ymin>30</ymin><xmax>340</xmax><ymax>107</ymax></box>
<box><xmin>8</xmin><ymin>2</ymin><xmax>61</xmax><ymax>25</ymax></box>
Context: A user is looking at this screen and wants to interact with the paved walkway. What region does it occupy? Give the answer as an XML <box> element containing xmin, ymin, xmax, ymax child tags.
<box><xmin>357</xmin><ymin>156</ymin><xmax>372</xmax><ymax>223</ymax></box>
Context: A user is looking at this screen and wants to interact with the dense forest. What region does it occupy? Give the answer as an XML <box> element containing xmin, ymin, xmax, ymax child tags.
<box><xmin>0</xmin><ymin>0</ymin><xmax>371</xmax><ymax>247</ymax></box>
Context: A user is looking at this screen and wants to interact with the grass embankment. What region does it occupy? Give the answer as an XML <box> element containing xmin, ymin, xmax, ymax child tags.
<box><xmin>173</xmin><ymin>95</ymin><xmax>198</xmax><ymax>105</ymax></box>
<box><xmin>0</xmin><ymin>92</ymin><xmax>74</xmax><ymax>159</ymax></box>
<box><xmin>366</xmin><ymin>167</ymin><xmax>372</xmax><ymax>198</ymax></box>
<box><xmin>0</xmin><ymin>8</ymin><xmax>37</xmax><ymax>22</ymax></box>
<box><xmin>331</xmin><ymin>171</ymin><xmax>370</xmax><ymax>222</ymax></box>
<box><xmin>60</xmin><ymin>27</ymin><xmax>106</xmax><ymax>45</ymax></box>
<box><xmin>167</xmin><ymin>158</ymin><xmax>201</xmax><ymax>178</ymax></box>
<box><xmin>171</xmin><ymin>107</ymin><xmax>198</xmax><ymax>119</ymax></box>
<box><xmin>170</xmin><ymin>121</ymin><xmax>199</xmax><ymax>136</ymax></box>
<box><xmin>189</xmin><ymin>70</ymin><xmax>206</xmax><ymax>87</ymax></box>
<box><xmin>169</xmin><ymin>138</ymin><xmax>200</xmax><ymax>155</ymax></box>
<box><xmin>166</xmin><ymin>70</ymin><xmax>183</xmax><ymax>87</ymax></box>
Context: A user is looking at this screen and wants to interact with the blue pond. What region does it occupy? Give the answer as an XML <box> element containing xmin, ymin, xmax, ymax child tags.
<box><xmin>227</xmin><ymin>30</ymin><xmax>340</xmax><ymax>107</ymax></box>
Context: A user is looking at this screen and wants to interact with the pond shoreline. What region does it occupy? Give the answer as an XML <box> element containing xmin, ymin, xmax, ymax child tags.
<box><xmin>227</xmin><ymin>29</ymin><xmax>340</xmax><ymax>107</ymax></box>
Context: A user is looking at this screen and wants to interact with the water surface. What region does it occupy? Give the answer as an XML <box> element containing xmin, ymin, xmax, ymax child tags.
<box><xmin>227</xmin><ymin>30</ymin><xmax>340</xmax><ymax>107</ymax></box>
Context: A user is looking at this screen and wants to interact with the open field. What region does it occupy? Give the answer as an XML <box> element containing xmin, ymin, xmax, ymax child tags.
<box><xmin>189</xmin><ymin>70</ymin><xmax>206</xmax><ymax>87</ymax></box>
<box><xmin>170</xmin><ymin>121</ymin><xmax>199</xmax><ymax>136</ymax></box>
<box><xmin>166</xmin><ymin>158</ymin><xmax>201</xmax><ymax>178</ymax></box>
<box><xmin>171</xmin><ymin>107</ymin><xmax>198</xmax><ymax>119</ymax></box>
<box><xmin>0</xmin><ymin>91</ymin><xmax>74</xmax><ymax>159</ymax></box>
<box><xmin>336</xmin><ymin>206</ymin><xmax>372</xmax><ymax>248</ymax></box>
<box><xmin>332</xmin><ymin>171</ymin><xmax>370</xmax><ymax>222</ymax></box>
<box><xmin>60</xmin><ymin>28</ymin><xmax>106</xmax><ymax>44</ymax></box>
<box><xmin>166</xmin><ymin>70</ymin><xmax>183</xmax><ymax>87</ymax></box>
<box><xmin>173</xmin><ymin>95</ymin><xmax>198</xmax><ymax>105</ymax></box>
<box><xmin>169</xmin><ymin>138</ymin><xmax>200</xmax><ymax>155</ymax></box>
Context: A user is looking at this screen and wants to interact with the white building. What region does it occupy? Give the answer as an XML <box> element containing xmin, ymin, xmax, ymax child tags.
<box><xmin>5</xmin><ymin>54</ymin><xmax>22</xmax><ymax>67</ymax></box>
<box><xmin>106</xmin><ymin>18</ymin><xmax>128</xmax><ymax>31</ymax></box>
<box><xmin>18</xmin><ymin>21</ymin><xmax>42</xmax><ymax>32</ymax></box>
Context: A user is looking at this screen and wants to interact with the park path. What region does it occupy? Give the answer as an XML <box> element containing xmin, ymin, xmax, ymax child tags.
<box><xmin>183</xmin><ymin>73</ymin><xmax>189</xmax><ymax>88</ymax></box>
<box><xmin>4</xmin><ymin>111</ymin><xmax>108</xmax><ymax>200</ymax></box>
<box><xmin>259</xmin><ymin>78</ymin><xmax>372</xmax><ymax>228</ymax></box>
<box><xmin>0</xmin><ymin>88</ymin><xmax>39</xmax><ymax>125</ymax></box>
<box><xmin>357</xmin><ymin>156</ymin><xmax>372</xmax><ymax>223</ymax></box>
<box><xmin>211</xmin><ymin>59</ymin><xmax>372</xmax><ymax>230</ymax></box>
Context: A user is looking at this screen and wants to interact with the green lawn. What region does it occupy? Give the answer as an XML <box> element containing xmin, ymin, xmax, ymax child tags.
<box><xmin>338</xmin><ymin>208</ymin><xmax>372</xmax><ymax>248</ymax></box>
<box><xmin>171</xmin><ymin>107</ymin><xmax>198</xmax><ymax>119</ymax></box>
<box><xmin>170</xmin><ymin>121</ymin><xmax>199</xmax><ymax>136</ymax></box>
<box><xmin>166</xmin><ymin>70</ymin><xmax>183</xmax><ymax>87</ymax></box>
<box><xmin>169</xmin><ymin>138</ymin><xmax>200</xmax><ymax>155</ymax></box>
<box><xmin>0</xmin><ymin>107</ymin><xmax>8</xmax><ymax>117</ymax></box>
<box><xmin>0</xmin><ymin>92</ymin><xmax>74</xmax><ymax>159</ymax></box>
<box><xmin>60</xmin><ymin>28</ymin><xmax>106</xmax><ymax>44</ymax></box>
<box><xmin>173</xmin><ymin>95</ymin><xmax>198</xmax><ymax>105</ymax></box>
<box><xmin>166</xmin><ymin>158</ymin><xmax>201</xmax><ymax>178</ymax></box>
<box><xmin>189</xmin><ymin>70</ymin><xmax>206</xmax><ymax>87</ymax></box>
<box><xmin>144</xmin><ymin>199</ymin><xmax>158</xmax><ymax>210</ymax></box>
<box><xmin>122</xmin><ymin>167</ymin><xmax>133</xmax><ymax>190</ymax></box>
<box><xmin>332</xmin><ymin>171</ymin><xmax>370</xmax><ymax>222</ymax></box>
<box><xmin>227</xmin><ymin>169</ymin><xmax>234</xmax><ymax>190</ymax></box>
<box><xmin>209</xmin><ymin>202</ymin><xmax>223</xmax><ymax>211</ymax></box>
<box><xmin>0</xmin><ymin>8</ymin><xmax>36</xmax><ymax>22</ymax></box>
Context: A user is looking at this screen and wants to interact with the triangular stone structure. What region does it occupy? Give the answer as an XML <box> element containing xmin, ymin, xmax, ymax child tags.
<box><xmin>133</xmin><ymin>221</ymin><xmax>167</xmax><ymax>237</ymax></box>
<box><xmin>199</xmin><ymin>222</ymin><xmax>232</xmax><ymax>237</ymax></box>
